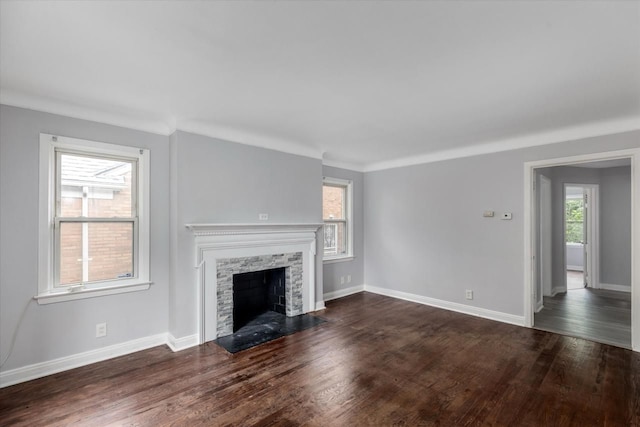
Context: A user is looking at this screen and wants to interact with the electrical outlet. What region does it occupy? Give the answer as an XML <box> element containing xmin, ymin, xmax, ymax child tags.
<box><xmin>347</xmin><ymin>274</ymin><xmax>351</xmax><ymax>283</ymax></box>
<box><xmin>340</xmin><ymin>276</ymin><xmax>345</xmax><ymax>285</ymax></box>
<box><xmin>258</xmin><ymin>213</ymin><xmax>268</xmax><ymax>221</ymax></box>
<box><xmin>465</xmin><ymin>290</ymin><xmax>473</xmax><ymax>300</ymax></box>
<box><xmin>96</xmin><ymin>322</ymin><xmax>107</xmax><ymax>338</ymax></box>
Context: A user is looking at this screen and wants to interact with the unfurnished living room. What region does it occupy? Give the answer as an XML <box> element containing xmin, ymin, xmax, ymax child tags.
<box><xmin>0</xmin><ymin>1</ymin><xmax>639</xmax><ymax>426</ymax></box>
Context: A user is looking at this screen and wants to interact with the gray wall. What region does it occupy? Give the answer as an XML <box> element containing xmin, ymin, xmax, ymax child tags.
<box><xmin>0</xmin><ymin>105</ymin><xmax>170</xmax><ymax>371</ymax></box>
<box><xmin>169</xmin><ymin>130</ymin><xmax>323</xmax><ymax>339</ymax></box>
<box><xmin>322</xmin><ymin>165</ymin><xmax>365</xmax><ymax>294</ymax></box>
<box><xmin>0</xmin><ymin>107</ymin><xmax>327</xmax><ymax>373</ymax></box>
<box><xmin>600</xmin><ymin>166</ymin><xmax>632</xmax><ymax>287</ymax></box>
<box><xmin>364</xmin><ymin>131</ymin><xmax>640</xmax><ymax>317</ymax></box>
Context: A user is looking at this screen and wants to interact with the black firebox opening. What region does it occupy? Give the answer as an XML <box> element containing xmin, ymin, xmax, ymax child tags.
<box><xmin>232</xmin><ymin>267</ymin><xmax>286</xmax><ymax>332</ymax></box>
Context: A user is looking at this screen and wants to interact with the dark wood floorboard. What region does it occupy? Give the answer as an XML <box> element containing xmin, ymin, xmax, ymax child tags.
<box><xmin>534</xmin><ymin>288</ymin><xmax>631</xmax><ymax>349</ymax></box>
<box><xmin>1</xmin><ymin>292</ymin><xmax>639</xmax><ymax>426</ymax></box>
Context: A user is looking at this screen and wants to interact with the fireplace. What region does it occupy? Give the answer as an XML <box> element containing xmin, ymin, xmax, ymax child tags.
<box><xmin>186</xmin><ymin>223</ymin><xmax>323</xmax><ymax>343</ymax></box>
<box><xmin>216</xmin><ymin>252</ymin><xmax>303</xmax><ymax>336</ymax></box>
<box><xmin>233</xmin><ymin>267</ymin><xmax>285</xmax><ymax>331</ymax></box>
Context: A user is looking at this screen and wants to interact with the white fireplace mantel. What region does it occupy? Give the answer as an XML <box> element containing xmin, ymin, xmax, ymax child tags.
<box><xmin>186</xmin><ymin>223</ymin><xmax>323</xmax><ymax>343</ymax></box>
<box><xmin>186</xmin><ymin>223</ymin><xmax>324</xmax><ymax>236</ymax></box>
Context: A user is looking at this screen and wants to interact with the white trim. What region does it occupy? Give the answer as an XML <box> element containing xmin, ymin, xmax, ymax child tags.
<box><xmin>524</xmin><ymin>147</ymin><xmax>640</xmax><ymax>352</ymax></box>
<box><xmin>0</xmin><ymin>89</ymin><xmax>172</xmax><ymax>135</ymax></box>
<box><xmin>363</xmin><ymin>285</ymin><xmax>525</xmax><ymax>327</ymax></box>
<box><xmin>535</xmin><ymin>301</ymin><xmax>544</xmax><ymax>313</ymax></box>
<box><xmin>324</xmin><ymin>285</ymin><xmax>365</xmax><ymax>302</ymax></box>
<box><xmin>177</xmin><ymin>119</ymin><xmax>323</xmax><ymax>160</ymax></box>
<box><xmin>3</xmin><ymin>96</ymin><xmax>638</xmax><ymax>171</ymax></box>
<box><xmin>322</xmin><ymin>159</ymin><xmax>365</xmax><ymax>173</ymax></box>
<box><xmin>38</xmin><ymin>134</ymin><xmax>151</xmax><ymax>298</ymax></box>
<box><xmin>185</xmin><ymin>223</ymin><xmax>322</xmax><ymax>236</ymax></box>
<box><xmin>566</xmin><ymin>265</ymin><xmax>584</xmax><ymax>272</ymax></box>
<box><xmin>314</xmin><ymin>301</ymin><xmax>326</xmax><ymax>311</ymax></box>
<box><xmin>0</xmin><ymin>333</ymin><xmax>167</xmax><ymax>388</ymax></box>
<box><xmin>34</xmin><ymin>282</ymin><xmax>151</xmax><ymax>305</ymax></box>
<box><xmin>166</xmin><ymin>333</ymin><xmax>199</xmax><ymax>352</ymax></box>
<box><xmin>550</xmin><ymin>286</ymin><xmax>564</xmax><ymax>297</ymax></box>
<box><xmin>365</xmin><ymin>117</ymin><xmax>640</xmax><ymax>172</ymax></box>
<box><xmin>538</xmin><ymin>173</ymin><xmax>552</xmax><ymax>300</ymax></box>
<box><xmin>323</xmin><ymin>256</ymin><xmax>355</xmax><ymax>264</ymax></box>
<box><xmin>322</xmin><ymin>176</ymin><xmax>353</xmax><ymax>260</ymax></box>
<box><xmin>188</xmin><ymin>223</ymin><xmax>322</xmax><ymax>344</ymax></box>
<box><xmin>600</xmin><ymin>283</ymin><xmax>632</xmax><ymax>293</ymax></box>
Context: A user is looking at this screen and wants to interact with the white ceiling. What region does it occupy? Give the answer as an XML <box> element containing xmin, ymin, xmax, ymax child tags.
<box><xmin>1</xmin><ymin>1</ymin><xmax>639</xmax><ymax>171</ymax></box>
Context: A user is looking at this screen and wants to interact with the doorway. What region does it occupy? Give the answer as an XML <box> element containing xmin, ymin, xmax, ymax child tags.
<box><xmin>564</xmin><ymin>184</ymin><xmax>599</xmax><ymax>291</ymax></box>
<box><xmin>524</xmin><ymin>149</ymin><xmax>638</xmax><ymax>351</ymax></box>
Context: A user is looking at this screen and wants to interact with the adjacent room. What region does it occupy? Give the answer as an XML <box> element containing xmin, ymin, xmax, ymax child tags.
<box><xmin>1</xmin><ymin>1</ymin><xmax>639</xmax><ymax>425</ymax></box>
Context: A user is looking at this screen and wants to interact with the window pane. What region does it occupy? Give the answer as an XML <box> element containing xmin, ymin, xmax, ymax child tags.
<box><xmin>59</xmin><ymin>222</ymin><xmax>83</xmax><ymax>285</ymax></box>
<box><xmin>324</xmin><ymin>222</ymin><xmax>347</xmax><ymax>256</ymax></box>
<box><xmin>58</xmin><ymin>222</ymin><xmax>134</xmax><ymax>286</ymax></box>
<box><xmin>323</xmin><ymin>185</ymin><xmax>345</xmax><ymax>220</ymax></box>
<box><xmin>60</xmin><ymin>153</ymin><xmax>133</xmax><ymax>218</ymax></box>
<box><xmin>565</xmin><ymin>197</ymin><xmax>584</xmax><ymax>243</ymax></box>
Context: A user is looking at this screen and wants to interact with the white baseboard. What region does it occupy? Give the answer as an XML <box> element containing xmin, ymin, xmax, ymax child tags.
<box><xmin>599</xmin><ymin>283</ymin><xmax>631</xmax><ymax>293</ymax></box>
<box><xmin>0</xmin><ymin>333</ymin><xmax>167</xmax><ymax>389</ymax></box>
<box><xmin>535</xmin><ymin>300</ymin><xmax>544</xmax><ymax>313</ymax></box>
<box><xmin>567</xmin><ymin>265</ymin><xmax>584</xmax><ymax>271</ymax></box>
<box><xmin>550</xmin><ymin>286</ymin><xmax>564</xmax><ymax>296</ymax></box>
<box><xmin>323</xmin><ymin>284</ymin><xmax>365</xmax><ymax>302</ymax></box>
<box><xmin>363</xmin><ymin>284</ymin><xmax>525</xmax><ymax>327</ymax></box>
<box><xmin>166</xmin><ymin>333</ymin><xmax>199</xmax><ymax>352</ymax></box>
<box><xmin>314</xmin><ymin>301</ymin><xmax>326</xmax><ymax>311</ymax></box>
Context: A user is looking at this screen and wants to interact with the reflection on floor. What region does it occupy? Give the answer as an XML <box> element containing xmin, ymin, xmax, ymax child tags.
<box><xmin>566</xmin><ymin>270</ymin><xmax>584</xmax><ymax>290</ymax></box>
<box><xmin>534</xmin><ymin>288</ymin><xmax>631</xmax><ymax>349</ymax></box>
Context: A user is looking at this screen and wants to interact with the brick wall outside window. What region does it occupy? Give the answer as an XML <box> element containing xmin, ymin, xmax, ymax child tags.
<box><xmin>59</xmin><ymin>170</ymin><xmax>133</xmax><ymax>285</ymax></box>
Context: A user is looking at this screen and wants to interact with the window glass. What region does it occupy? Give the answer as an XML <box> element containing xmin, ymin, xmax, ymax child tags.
<box><xmin>322</xmin><ymin>178</ymin><xmax>351</xmax><ymax>259</ymax></box>
<box><xmin>59</xmin><ymin>153</ymin><xmax>134</xmax><ymax>218</ymax></box>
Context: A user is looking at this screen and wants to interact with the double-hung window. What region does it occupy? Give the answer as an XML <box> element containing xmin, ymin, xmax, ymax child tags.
<box><xmin>322</xmin><ymin>177</ymin><xmax>353</xmax><ymax>261</ymax></box>
<box><xmin>38</xmin><ymin>134</ymin><xmax>150</xmax><ymax>303</ymax></box>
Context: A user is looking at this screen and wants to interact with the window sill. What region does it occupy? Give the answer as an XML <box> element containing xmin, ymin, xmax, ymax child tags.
<box><xmin>34</xmin><ymin>281</ymin><xmax>152</xmax><ymax>305</ymax></box>
<box><xmin>323</xmin><ymin>256</ymin><xmax>355</xmax><ymax>265</ymax></box>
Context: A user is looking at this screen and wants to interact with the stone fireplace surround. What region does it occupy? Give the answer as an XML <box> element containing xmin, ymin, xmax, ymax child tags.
<box><xmin>216</xmin><ymin>252</ymin><xmax>303</xmax><ymax>337</ymax></box>
<box><xmin>186</xmin><ymin>223</ymin><xmax>323</xmax><ymax>343</ymax></box>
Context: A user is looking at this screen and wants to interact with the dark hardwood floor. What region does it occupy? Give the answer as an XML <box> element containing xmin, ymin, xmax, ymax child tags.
<box><xmin>1</xmin><ymin>292</ymin><xmax>639</xmax><ymax>426</ymax></box>
<box><xmin>534</xmin><ymin>288</ymin><xmax>631</xmax><ymax>349</ymax></box>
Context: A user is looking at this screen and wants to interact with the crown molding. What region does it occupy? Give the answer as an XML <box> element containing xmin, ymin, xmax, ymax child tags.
<box><xmin>177</xmin><ymin>120</ymin><xmax>324</xmax><ymax>160</ymax></box>
<box><xmin>322</xmin><ymin>158</ymin><xmax>365</xmax><ymax>172</ymax></box>
<box><xmin>364</xmin><ymin>116</ymin><xmax>640</xmax><ymax>172</ymax></box>
<box><xmin>0</xmin><ymin>88</ymin><xmax>173</xmax><ymax>136</ymax></box>
<box><xmin>2</xmin><ymin>88</ymin><xmax>638</xmax><ymax>172</ymax></box>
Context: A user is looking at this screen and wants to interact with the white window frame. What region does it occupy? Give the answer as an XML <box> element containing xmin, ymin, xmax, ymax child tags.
<box><xmin>322</xmin><ymin>176</ymin><xmax>353</xmax><ymax>263</ymax></box>
<box><xmin>37</xmin><ymin>134</ymin><xmax>151</xmax><ymax>304</ymax></box>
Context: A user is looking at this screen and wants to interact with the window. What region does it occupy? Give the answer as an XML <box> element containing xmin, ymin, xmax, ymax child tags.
<box><xmin>38</xmin><ymin>134</ymin><xmax>150</xmax><ymax>303</ymax></box>
<box><xmin>322</xmin><ymin>177</ymin><xmax>353</xmax><ymax>261</ymax></box>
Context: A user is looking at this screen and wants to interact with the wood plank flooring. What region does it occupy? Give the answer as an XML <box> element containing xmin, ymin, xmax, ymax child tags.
<box><xmin>2</xmin><ymin>292</ymin><xmax>639</xmax><ymax>426</ymax></box>
<box><xmin>535</xmin><ymin>288</ymin><xmax>631</xmax><ymax>349</ymax></box>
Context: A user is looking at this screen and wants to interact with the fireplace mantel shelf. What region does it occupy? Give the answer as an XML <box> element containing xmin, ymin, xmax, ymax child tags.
<box><xmin>185</xmin><ymin>223</ymin><xmax>323</xmax><ymax>236</ymax></box>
